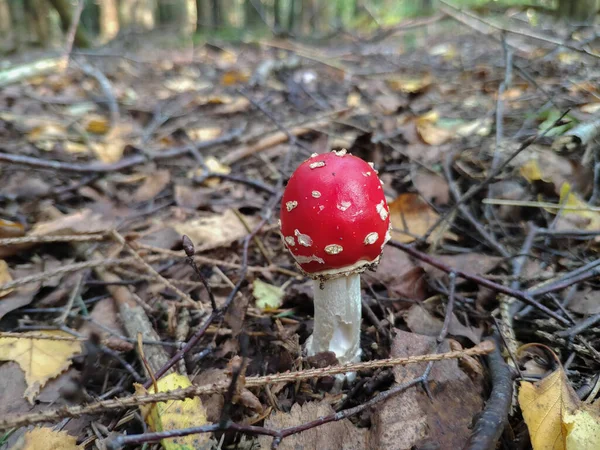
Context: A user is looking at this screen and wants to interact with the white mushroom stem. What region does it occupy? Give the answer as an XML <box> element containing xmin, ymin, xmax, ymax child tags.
<box><xmin>307</xmin><ymin>274</ymin><xmax>362</xmax><ymax>365</ymax></box>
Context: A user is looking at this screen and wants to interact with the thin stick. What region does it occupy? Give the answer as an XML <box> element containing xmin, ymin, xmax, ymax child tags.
<box><xmin>0</xmin><ymin>342</ymin><xmax>494</xmax><ymax>431</ymax></box>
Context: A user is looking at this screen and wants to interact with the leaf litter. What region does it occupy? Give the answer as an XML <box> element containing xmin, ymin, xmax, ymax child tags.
<box><xmin>1</xmin><ymin>8</ymin><xmax>600</xmax><ymax>450</ymax></box>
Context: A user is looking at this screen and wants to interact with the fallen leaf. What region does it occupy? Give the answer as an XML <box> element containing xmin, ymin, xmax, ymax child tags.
<box><xmin>135</xmin><ymin>373</ymin><xmax>210</xmax><ymax>450</ymax></box>
<box><xmin>386</xmin><ymin>74</ymin><xmax>432</xmax><ymax>94</ymax></box>
<box><xmin>221</xmin><ymin>70</ymin><xmax>250</xmax><ymax>86</ymax></box>
<box><xmin>404</xmin><ymin>304</ymin><xmax>482</xmax><ymax>344</ymax></box>
<box><xmin>213</xmin><ymin>96</ymin><xmax>250</xmax><ymax>114</ymax></box>
<box><xmin>346</xmin><ymin>91</ymin><xmax>361</xmax><ymax>107</ymax></box>
<box><xmin>26</xmin><ymin>123</ymin><xmax>67</xmax><ymax>143</ymax></box>
<box><xmin>31</xmin><ymin>208</ymin><xmax>116</xmax><ymax>236</ymax></box>
<box><xmin>90</xmin><ymin>123</ymin><xmax>133</xmax><ymax>163</ymax></box>
<box><xmin>84</xmin><ymin>115</ymin><xmax>110</xmax><ymax>134</ymax></box>
<box><xmin>0</xmin><ymin>330</ymin><xmax>82</xmax><ymax>402</ymax></box>
<box><xmin>389</xmin><ymin>193</ymin><xmax>440</xmax><ymax>243</ymax></box>
<box><xmin>172</xmin><ymin>209</ymin><xmax>259</xmax><ymax>252</ymax></box>
<box><xmin>187</xmin><ymin>126</ymin><xmax>222</xmax><ymax>142</ymax></box>
<box><xmin>190</xmin><ymin>156</ymin><xmax>231</xmax><ymax>187</ymax></box>
<box><xmin>556</xmin><ymin>182</ymin><xmax>600</xmax><ymax>232</ymax></box>
<box><xmin>10</xmin><ymin>427</ymin><xmax>82</xmax><ymax>450</ymax></box>
<box><xmin>374</xmin><ymin>94</ymin><xmax>405</xmax><ymax>115</ymax></box>
<box><xmin>363</xmin><ymin>246</ymin><xmax>427</xmax><ymax>303</ymax></box>
<box><xmin>174</xmin><ymin>185</ymin><xmax>212</xmax><ymax>210</ymax></box>
<box><xmin>519</xmin><ymin>361</ymin><xmax>600</xmax><ymax>450</ymax></box>
<box><xmin>567</xmin><ymin>287</ymin><xmax>600</xmax><ymax>315</ymax></box>
<box><xmin>0</xmin><ymin>260</ymin><xmax>13</xmax><ymax>297</ymax></box>
<box><xmin>371</xmin><ymin>330</ymin><xmax>483</xmax><ymax>449</ymax></box>
<box><xmin>63</xmin><ymin>141</ymin><xmax>89</xmax><ymax>154</ymax></box>
<box><xmin>132</xmin><ymin>170</ymin><xmax>171</xmax><ymax>202</ymax></box>
<box><xmin>0</xmin><ymin>218</ymin><xmax>25</xmax><ymax>238</ymax></box>
<box><xmin>253</xmin><ymin>279</ymin><xmax>284</xmax><ymax>311</ymax></box>
<box><xmin>259</xmin><ymin>401</ymin><xmax>367</xmax><ymax>450</ymax></box>
<box><xmin>423</xmin><ymin>253</ymin><xmax>502</xmax><ymax>282</ymax></box>
<box><xmin>412</xmin><ymin>169</ymin><xmax>450</xmax><ymax>206</ymax></box>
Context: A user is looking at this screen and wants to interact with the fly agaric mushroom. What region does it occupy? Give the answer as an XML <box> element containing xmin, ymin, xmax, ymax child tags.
<box><xmin>280</xmin><ymin>149</ymin><xmax>391</xmax><ymax>365</ymax></box>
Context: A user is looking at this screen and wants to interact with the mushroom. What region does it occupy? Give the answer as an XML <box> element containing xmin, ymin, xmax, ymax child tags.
<box><xmin>280</xmin><ymin>150</ymin><xmax>391</xmax><ymax>365</ymax></box>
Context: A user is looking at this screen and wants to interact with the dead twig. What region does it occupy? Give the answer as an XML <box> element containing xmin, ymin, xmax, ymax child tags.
<box><xmin>0</xmin><ymin>342</ymin><xmax>494</xmax><ymax>431</ymax></box>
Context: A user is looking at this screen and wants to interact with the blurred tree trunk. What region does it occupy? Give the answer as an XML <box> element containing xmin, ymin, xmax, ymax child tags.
<box><xmin>558</xmin><ymin>0</ymin><xmax>598</xmax><ymax>23</ymax></box>
<box><xmin>47</xmin><ymin>0</ymin><xmax>92</xmax><ymax>47</ymax></box>
<box><xmin>157</xmin><ymin>0</ymin><xmax>187</xmax><ymax>25</ymax></box>
<box><xmin>273</xmin><ymin>0</ymin><xmax>281</xmax><ymax>29</ymax></box>
<box><xmin>24</xmin><ymin>0</ymin><xmax>51</xmax><ymax>45</ymax></box>
<box><xmin>288</xmin><ymin>0</ymin><xmax>296</xmax><ymax>31</ymax></box>
<box><xmin>196</xmin><ymin>0</ymin><xmax>205</xmax><ymax>28</ymax></box>
<box><xmin>82</xmin><ymin>0</ymin><xmax>101</xmax><ymax>36</ymax></box>
<box><xmin>7</xmin><ymin>0</ymin><xmax>26</xmax><ymax>49</ymax></box>
<box><xmin>100</xmin><ymin>0</ymin><xmax>120</xmax><ymax>41</ymax></box>
<box><xmin>244</xmin><ymin>0</ymin><xmax>262</xmax><ymax>28</ymax></box>
<box><xmin>118</xmin><ymin>0</ymin><xmax>156</xmax><ymax>30</ymax></box>
<box><xmin>210</xmin><ymin>0</ymin><xmax>224</xmax><ymax>28</ymax></box>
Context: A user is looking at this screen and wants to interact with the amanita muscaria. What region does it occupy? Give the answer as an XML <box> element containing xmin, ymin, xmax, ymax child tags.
<box><xmin>280</xmin><ymin>149</ymin><xmax>391</xmax><ymax>365</ymax></box>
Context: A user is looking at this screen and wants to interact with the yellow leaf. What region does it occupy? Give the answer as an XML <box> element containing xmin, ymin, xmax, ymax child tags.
<box><xmin>253</xmin><ymin>279</ymin><xmax>284</xmax><ymax>311</ymax></box>
<box><xmin>0</xmin><ymin>260</ymin><xmax>13</xmax><ymax>298</ymax></box>
<box><xmin>564</xmin><ymin>408</ymin><xmax>600</xmax><ymax>450</ymax></box>
<box><xmin>187</xmin><ymin>127</ymin><xmax>222</xmax><ymax>142</ymax></box>
<box><xmin>26</xmin><ymin>124</ymin><xmax>66</xmax><ymax>142</ymax></box>
<box><xmin>91</xmin><ymin>123</ymin><xmax>132</xmax><ymax>163</ymax></box>
<box><xmin>520</xmin><ymin>160</ymin><xmax>545</xmax><ymax>183</ymax></box>
<box><xmin>386</xmin><ymin>74</ymin><xmax>432</xmax><ymax>94</ymax></box>
<box><xmin>64</xmin><ymin>141</ymin><xmax>89</xmax><ymax>154</ymax></box>
<box><xmin>558</xmin><ymin>183</ymin><xmax>600</xmax><ymax>231</ymax></box>
<box><xmin>195</xmin><ymin>156</ymin><xmax>231</xmax><ymax>187</ymax></box>
<box><xmin>84</xmin><ymin>115</ymin><xmax>110</xmax><ymax>134</ymax></box>
<box><xmin>0</xmin><ymin>331</ymin><xmax>82</xmax><ymax>402</ymax></box>
<box><xmin>519</xmin><ymin>361</ymin><xmax>600</xmax><ymax>450</ymax></box>
<box><xmin>11</xmin><ymin>427</ymin><xmax>82</xmax><ymax>450</ymax></box>
<box><xmin>389</xmin><ymin>193</ymin><xmax>440</xmax><ymax>243</ymax></box>
<box><xmin>221</xmin><ymin>70</ymin><xmax>250</xmax><ymax>86</ymax></box>
<box><xmin>580</xmin><ymin>103</ymin><xmax>600</xmax><ymax>114</ymax></box>
<box><xmin>346</xmin><ymin>92</ymin><xmax>361</xmax><ymax>107</ymax></box>
<box><xmin>135</xmin><ymin>373</ymin><xmax>210</xmax><ymax>450</ymax></box>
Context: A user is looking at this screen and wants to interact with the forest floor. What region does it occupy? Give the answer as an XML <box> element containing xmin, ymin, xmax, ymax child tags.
<box><xmin>1</xmin><ymin>6</ymin><xmax>600</xmax><ymax>450</ymax></box>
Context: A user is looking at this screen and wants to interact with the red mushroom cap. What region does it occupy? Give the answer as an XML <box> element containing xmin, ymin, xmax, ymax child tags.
<box><xmin>280</xmin><ymin>150</ymin><xmax>391</xmax><ymax>279</ymax></box>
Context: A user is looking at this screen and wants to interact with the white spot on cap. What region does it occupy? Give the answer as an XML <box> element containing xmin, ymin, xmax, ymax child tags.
<box><xmin>286</xmin><ymin>201</ymin><xmax>298</xmax><ymax>212</ymax></box>
<box><xmin>337</xmin><ymin>201</ymin><xmax>351</xmax><ymax>211</ymax></box>
<box><xmin>363</xmin><ymin>172</ymin><xmax>371</xmax><ymax>177</ymax></box>
<box><xmin>325</xmin><ymin>244</ymin><xmax>343</xmax><ymax>254</ymax></box>
<box><xmin>376</xmin><ymin>201</ymin><xmax>388</xmax><ymax>220</ymax></box>
<box><xmin>333</xmin><ymin>149</ymin><xmax>347</xmax><ymax>157</ymax></box>
<box><xmin>312</xmin><ymin>191</ymin><xmax>321</xmax><ymax>198</ymax></box>
<box><xmin>368</xmin><ymin>162</ymin><xmax>375</xmax><ymax>168</ymax></box>
<box><xmin>309</xmin><ymin>161</ymin><xmax>325</xmax><ymax>169</ymax></box>
<box><xmin>364</xmin><ymin>232</ymin><xmax>379</xmax><ymax>245</ymax></box>
<box><xmin>295</xmin><ymin>254</ymin><xmax>325</xmax><ymax>265</ymax></box>
<box><xmin>310</xmin><ymin>153</ymin><xmax>318</xmax><ymax>158</ymax></box>
<box><xmin>382</xmin><ymin>225</ymin><xmax>392</xmax><ymax>250</ymax></box>
<box><xmin>319</xmin><ymin>205</ymin><xmax>324</xmax><ymax>211</ymax></box>
<box><xmin>295</xmin><ymin>229</ymin><xmax>313</xmax><ymax>247</ymax></box>
<box><xmin>285</xmin><ymin>236</ymin><xmax>295</xmax><ymax>246</ymax></box>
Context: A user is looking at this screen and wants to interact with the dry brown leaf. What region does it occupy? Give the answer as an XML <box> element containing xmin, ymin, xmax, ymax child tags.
<box><xmin>416</xmin><ymin>120</ymin><xmax>453</xmax><ymax>145</ymax></box>
<box><xmin>404</xmin><ymin>304</ymin><xmax>482</xmax><ymax>344</ymax></box>
<box><xmin>389</xmin><ymin>193</ymin><xmax>440</xmax><ymax>243</ymax></box>
<box><xmin>0</xmin><ymin>330</ymin><xmax>82</xmax><ymax>402</ymax></box>
<box><xmin>132</xmin><ymin>170</ymin><xmax>171</xmax><ymax>202</ymax></box>
<box><xmin>31</xmin><ymin>208</ymin><xmax>115</xmax><ymax>236</ymax></box>
<box><xmin>363</xmin><ymin>246</ymin><xmax>427</xmax><ymax>304</ymax></box>
<box><xmin>567</xmin><ymin>287</ymin><xmax>600</xmax><ymax>315</ymax></box>
<box><xmin>371</xmin><ymin>330</ymin><xmax>483</xmax><ymax>449</ymax></box>
<box><xmin>90</xmin><ymin>123</ymin><xmax>133</xmax><ymax>163</ymax></box>
<box><xmin>10</xmin><ymin>427</ymin><xmax>82</xmax><ymax>450</ymax></box>
<box><xmin>258</xmin><ymin>401</ymin><xmax>368</xmax><ymax>450</ymax></box>
<box><xmin>0</xmin><ymin>218</ymin><xmax>25</xmax><ymax>238</ymax></box>
<box><xmin>172</xmin><ymin>209</ymin><xmax>259</xmax><ymax>252</ymax></box>
<box><xmin>423</xmin><ymin>253</ymin><xmax>502</xmax><ymax>282</ymax></box>
<box><xmin>412</xmin><ymin>169</ymin><xmax>450</xmax><ymax>206</ymax></box>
